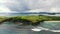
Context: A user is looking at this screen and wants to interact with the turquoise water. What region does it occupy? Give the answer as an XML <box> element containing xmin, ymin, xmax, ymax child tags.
<box><xmin>0</xmin><ymin>22</ymin><xmax>60</xmax><ymax>34</ymax></box>
<box><xmin>41</xmin><ymin>21</ymin><xmax>60</xmax><ymax>30</ymax></box>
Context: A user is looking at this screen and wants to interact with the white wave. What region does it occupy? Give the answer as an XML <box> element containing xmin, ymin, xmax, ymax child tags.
<box><xmin>31</xmin><ymin>28</ymin><xmax>42</xmax><ymax>31</ymax></box>
<box><xmin>31</xmin><ymin>26</ymin><xmax>60</xmax><ymax>32</ymax></box>
<box><xmin>50</xmin><ymin>30</ymin><xmax>60</xmax><ymax>32</ymax></box>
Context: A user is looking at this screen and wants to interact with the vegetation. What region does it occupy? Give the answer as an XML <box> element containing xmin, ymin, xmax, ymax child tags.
<box><xmin>0</xmin><ymin>15</ymin><xmax>60</xmax><ymax>25</ymax></box>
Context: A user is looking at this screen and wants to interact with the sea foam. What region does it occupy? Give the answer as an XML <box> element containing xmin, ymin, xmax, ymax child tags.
<box><xmin>31</xmin><ymin>26</ymin><xmax>60</xmax><ymax>32</ymax></box>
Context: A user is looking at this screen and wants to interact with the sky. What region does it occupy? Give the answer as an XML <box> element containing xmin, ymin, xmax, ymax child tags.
<box><xmin>0</xmin><ymin>0</ymin><xmax>60</xmax><ymax>13</ymax></box>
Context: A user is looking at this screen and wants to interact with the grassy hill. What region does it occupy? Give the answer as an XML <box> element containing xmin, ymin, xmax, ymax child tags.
<box><xmin>0</xmin><ymin>15</ymin><xmax>60</xmax><ymax>25</ymax></box>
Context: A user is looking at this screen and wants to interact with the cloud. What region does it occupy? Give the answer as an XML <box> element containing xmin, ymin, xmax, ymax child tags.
<box><xmin>0</xmin><ymin>4</ymin><xmax>18</xmax><ymax>13</ymax></box>
<box><xmin>50</xmin><ymin>7</ymin><xmax>60</xmax><ymax>13</ymax></box>
<box><xmin>0</xmin><ymin>0</ymin><xmax>60</xmax><ymax>13</ymax></box>
<box><xmin>28</xmin><ymin>9</ymin><xmax>47</xmax><ymax>12</ymax></box>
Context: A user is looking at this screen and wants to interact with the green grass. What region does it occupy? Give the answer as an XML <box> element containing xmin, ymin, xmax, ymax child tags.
<box><xmin>0</xmin><ymin>15</ymin><xmax>60</xmax><ymax>24</ymax></box>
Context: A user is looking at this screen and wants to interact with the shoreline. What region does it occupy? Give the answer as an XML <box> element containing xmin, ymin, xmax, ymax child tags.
<box><xmin>45</xmin><ymin>21</ymin><xmax>60</xmax><ymax>22</ymax></box>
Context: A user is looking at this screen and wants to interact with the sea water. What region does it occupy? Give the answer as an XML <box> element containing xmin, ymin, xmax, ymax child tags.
<box><xmin>0</xmin><ymin>21</ymin><xmax>60</xmax><ymax>34</ymax></box>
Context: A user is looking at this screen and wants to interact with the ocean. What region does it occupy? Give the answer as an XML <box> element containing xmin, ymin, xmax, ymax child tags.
<box><xmin>0</xmin><ymin>21</ymin><xmax>60</xmax><ymax>34</ymax></box>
